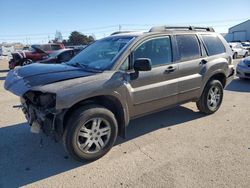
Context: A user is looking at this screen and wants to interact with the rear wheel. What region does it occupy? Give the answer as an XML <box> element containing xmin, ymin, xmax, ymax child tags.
<box><xmin>196</xmin><ymin>80</ymin><xmax>223</xmax><ymax>114</ymax></box>
<box><xmin>63</xmin><ymin>105</ymin><xmax>118</xmax><ymax>162</ymax></box>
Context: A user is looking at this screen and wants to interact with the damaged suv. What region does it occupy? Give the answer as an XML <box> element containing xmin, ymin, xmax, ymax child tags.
<box><xmin>5</xmin><ymin>26</ymin><xmax>234</xmax><ymax>161</ymax></box>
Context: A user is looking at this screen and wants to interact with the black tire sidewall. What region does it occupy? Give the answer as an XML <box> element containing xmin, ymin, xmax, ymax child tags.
<box><xmin>64</xmin><ymin>106</ymin><xmax>118</xmax><ymax>161</ymax></box>
<box><xmin>233</xmin><ymin>53</ymin><xmax>237</xmax><ymax>59</ymax></box>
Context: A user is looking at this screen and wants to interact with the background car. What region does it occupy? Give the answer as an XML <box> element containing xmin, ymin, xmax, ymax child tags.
<box><xmin>9</xmin><ymin>43</ymin><xmax>65</xmax><ymax>69</ymax></box>
<box><xmin>229</xmin><ymin>42</ymin><xmax>249</xmax><ymax>59</ymax></box>
<box><xmin>241</xmin><ymin>42</ymin><xmax>250</xmax><ymax>52</ymax></box>
<box><xmin>66</xmin><ymin>45</ymin><xmax>87</xmax><ymax>54</ymax></box>
<box><xmin>236</xmin><ymin>56</ymin><xmax>250</xmax><ymax>79</ymax></box>
<box><xmin>37</xmin><ymin>49</ymin><xmax>76</xmax><ymax>64</ymax></box>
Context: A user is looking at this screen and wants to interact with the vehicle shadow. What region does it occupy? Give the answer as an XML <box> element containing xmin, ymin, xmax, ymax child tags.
<box><xmin>117</xmin><ymin>105</ymin><xmax>204</xmax><ymax>144</ymax></box>
<box><xmin>225</xmin><ymin>78</ymin><xmax>250</xmax><ymax>92</ymax></box>
<box><xmin>0</xmin><ymin>76</ymin><xmax>6</xmax><ymax>80</ymax></box>
<box><xmin>0</xmin><ymin>69</ymin><xmax>9</xmax><ymax>73</ymax></box>
<box><xmin>0</xmin><ymin>106</ymin><xmax>204</xmax><ymax>187</ymax></box>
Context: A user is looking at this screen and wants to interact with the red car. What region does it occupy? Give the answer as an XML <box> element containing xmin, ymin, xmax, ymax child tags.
<box><xmin>9</xmin><ymin>43</ymin><xmax>64</xmax><ymax>69</ymax></box>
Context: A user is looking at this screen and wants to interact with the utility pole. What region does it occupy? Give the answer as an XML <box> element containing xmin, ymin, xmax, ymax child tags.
<box><xmin>119</xmin><ymin>25</ymin><xmax>122</xmax><ymax>31</ymax></box>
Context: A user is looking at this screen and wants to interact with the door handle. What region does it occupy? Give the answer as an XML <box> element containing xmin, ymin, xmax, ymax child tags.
<box><xmin>200</xmin><ymin>59</ymin><xmax>207</xmax><ymax>65</ymax></box>
<box><xmin>164</xmin><ymin>66</ymin><xmax>176</xmax><ymax>73</ymax></box>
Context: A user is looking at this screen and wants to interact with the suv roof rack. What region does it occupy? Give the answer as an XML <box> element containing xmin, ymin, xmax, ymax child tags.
<box><xmin>110</xmin><ymin>31</ymin><xmax>134</xmax><ymax>35</ymax></box>
<box><xmin>149</xmin><ymin>26</ymin><xmax>215</xmax><ymax>32</ymax></box>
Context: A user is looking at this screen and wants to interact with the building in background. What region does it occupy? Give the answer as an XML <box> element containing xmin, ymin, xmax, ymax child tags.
<box><xmin>225</xmin><ymin>19</ymin><xmax>250</xmax><ymax>42</ymax></box>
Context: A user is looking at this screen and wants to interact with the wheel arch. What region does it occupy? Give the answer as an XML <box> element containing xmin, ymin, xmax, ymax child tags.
<box><xmin>201</xmin><ymin>72</ymin><xmax>227</xmax><ymax>94</ymax></box>
<box><xmin>62</xmin><ymin>95</ymin><xmax>128</xmax><ymax>138</ymax></box>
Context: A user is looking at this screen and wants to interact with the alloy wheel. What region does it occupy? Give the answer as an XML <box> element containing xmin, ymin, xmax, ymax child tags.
<box><xmin>77</xmin><ymin>118</ymin><xmax>111</xmax><ymax>154</ymax></box>
<box><xmin>207</xmin><ymin>86</ymin><xmax>221</xmax><ymax>111</ymax></box>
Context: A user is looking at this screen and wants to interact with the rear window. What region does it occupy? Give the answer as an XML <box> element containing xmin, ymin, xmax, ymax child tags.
<box><xmin>201</xmin><ymin>35</ymin><xmax>225</xmax><ymax>56</ymax></box>
<box><xmin>176</xmin><ymin>35</ymin><xmax>201</xmax><ymax>61</ymax></box>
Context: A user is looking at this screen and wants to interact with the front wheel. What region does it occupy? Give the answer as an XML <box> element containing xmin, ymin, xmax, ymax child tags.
<box><xmin>63</xmin><ymin>105</ymin><xmax>118</xmax><ymax>162</ymax></box>
<box><xmin>196</xmin><ymin>80</ymin><xmax>223</xmax><ymax>114</ymax></box>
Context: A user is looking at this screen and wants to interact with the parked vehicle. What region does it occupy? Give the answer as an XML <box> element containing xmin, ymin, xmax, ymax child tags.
<box><xmin>66</xmin><ymin>45</ymin><xmax>87</xmax><ymax>54</ymax></box>
<box><xmin>241</xmin><ymin>42</ymin><xmax>250</xmax><ymax>52</ymax></box>
<box><xmin>5</xmin><ymin>26</ymin><xmax>234</xmax><ymax>162</ymax></box>
<box><xmin>236</xmin><ymin>56</ymin><xmax>250</xmax><ymax>79</ymax></box>
<box><xmin>37</xmin><ymin>49</ymin><xmax>76</xmax><ymax>64</ymax></box>
<box><xmin>9</xmin><ymin>43</ymin><xmax>65</xmax><ymax>69</ymax></box>
<box><xmin>229</xmin><ymin>42</ymin><xmax>248</xmax><ymax>59</ymax></box>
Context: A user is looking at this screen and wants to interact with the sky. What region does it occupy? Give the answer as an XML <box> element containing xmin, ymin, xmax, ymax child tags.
<box><xmin>0</xmin><ymin>0</ymin><xmax>249</xmax><ymax>44</ymax></box>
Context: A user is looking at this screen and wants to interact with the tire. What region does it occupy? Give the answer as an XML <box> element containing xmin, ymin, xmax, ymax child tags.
<box><xmin>63</xmin><ymin>105</ymin><xmax>118</xmax><ymax>162</ymax></box>
<box><xmin>22</xmin><ymin>59</ymin><xmax>32</xmax><ymax>66</ymax></box>
<box><xmin>233</xmin><ymin>52</ymin><xmax>237</xmax><ymax>59</ymax></box>
<box><xmin>196</xmin><ymin>80</ymin><xmax>223</xmax><ymax>114</ymax></box>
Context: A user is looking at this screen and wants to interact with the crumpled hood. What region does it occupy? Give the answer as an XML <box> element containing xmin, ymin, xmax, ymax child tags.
<box><xmin>4</xmin><ymin>63</ymin><xmax>97</xmax><ymax>96</ymax></box>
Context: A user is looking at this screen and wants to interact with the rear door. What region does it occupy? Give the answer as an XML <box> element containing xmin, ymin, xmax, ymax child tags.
<box><xmin>175</xmin><ymin>34</ymin><xmax>205</xmax><ymax>102</ymax></box>
<box><xmin>125</xmin><ymin>36</ymin><xmax>179</xmax><ymax>117</ymax></box>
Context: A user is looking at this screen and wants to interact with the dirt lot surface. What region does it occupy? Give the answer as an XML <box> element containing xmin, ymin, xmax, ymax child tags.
<box><xmin>0</xmin><ymin>59</ymin><xmax>249</xmax><ymax>188</ymax></box>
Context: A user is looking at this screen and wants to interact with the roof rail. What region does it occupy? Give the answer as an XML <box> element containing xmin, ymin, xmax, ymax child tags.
<box><xmin>110</xmin><ymin>31</ymin><xmax>134</xmax><ymax>35</ymax></box>
<box><xmin>149</xmin><ymin>26</ymin><xmax>215</xmax><ymax>32</ymax></box>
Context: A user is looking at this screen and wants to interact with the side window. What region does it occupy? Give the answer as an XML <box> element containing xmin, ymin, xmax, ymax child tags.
<box><xmin>176</xmin><ymin>35</ymin><xmax>201</xmax><ymax>61</ymax></box>
<box><xmin>133</xmin><ymin>36</ymin><xmax>172</xmax><ymax>67</ymax></box>
<box><xmin>41</xmin><ymin>45</ymin><xmax>51</xmax><ymax>51</ymax></box>
<box><xmin>51</xmin><ymin>45</ymin><xmax>61</xmax><ymax>51</ymax></box>
<box><xmin>201</xmin><ymin>35</ymin><xmax>226</xmax><ymax>56</ymax></box>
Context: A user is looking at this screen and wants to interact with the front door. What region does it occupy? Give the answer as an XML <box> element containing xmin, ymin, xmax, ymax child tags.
<box><xmin>125</xmin><ymin>36</ymin><xmax>180</xmax><ymax>117</ymax></box>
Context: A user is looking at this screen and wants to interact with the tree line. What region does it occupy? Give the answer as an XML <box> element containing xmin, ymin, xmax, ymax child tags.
<box><xmin>62</xmin><ymin>31</ymin><xmax>95</xmax><ymax>46</ymax></box>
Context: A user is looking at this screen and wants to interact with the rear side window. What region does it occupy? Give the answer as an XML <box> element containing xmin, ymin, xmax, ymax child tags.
<box><xmin>201</xmin><ymin>35</ymin><xmax>225</xmax><ymax>56</ymax></box>
<box><xmin>176</xmin><ymin>35</ymin><xmax>201</xmax><ymax>61</ymax></box>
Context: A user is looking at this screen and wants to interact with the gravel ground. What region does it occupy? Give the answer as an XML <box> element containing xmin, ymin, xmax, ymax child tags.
<box><xmin>0</xmin><ymin>59</ymin><xmax>249</xmax><ymax>188</ymax></box>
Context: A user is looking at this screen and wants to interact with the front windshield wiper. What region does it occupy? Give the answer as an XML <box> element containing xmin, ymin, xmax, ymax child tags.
<box><xmin>72</xmin><ymin>62</ymin><xmax>103</xmax><ymax>73</ymax></box>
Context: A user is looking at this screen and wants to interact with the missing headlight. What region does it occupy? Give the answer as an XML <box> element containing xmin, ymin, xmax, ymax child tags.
<box><xmin>24</xmin><ymin>91</ymin><xmax>56</xmax><ymax>108</ymax></box>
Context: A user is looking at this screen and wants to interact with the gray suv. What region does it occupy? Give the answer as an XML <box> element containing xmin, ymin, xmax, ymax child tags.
<box><xmin>5</xmin><ymin>26</ymin><xmax>234</xmax><ymax>161</ymax></box>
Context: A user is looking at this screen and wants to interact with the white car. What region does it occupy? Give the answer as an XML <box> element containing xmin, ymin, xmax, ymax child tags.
<box><xmin>242</xmin><ymin>42</ymin><xmax>250</xmax><ymax>52</ymax></box>
<box><xmin>236</xmin><ymin>56</ymin><xmax>250</xmax><ymax>79</ymax></box>
<box><xmin>229</xmin><ymin>42</ymin><xmax>249</xmax><ymax>59</ymax></box>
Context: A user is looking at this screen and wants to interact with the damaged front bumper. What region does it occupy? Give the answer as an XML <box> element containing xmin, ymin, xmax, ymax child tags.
<box><xmin>19</xmin><ymin>92</ymin><xmax>65</xmax><ymax>138</ymax></box>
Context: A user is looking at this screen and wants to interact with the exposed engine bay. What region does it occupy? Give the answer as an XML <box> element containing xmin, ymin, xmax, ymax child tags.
<box><xmin>20</xmin><ymin>91</ymin><xmax>59</xmax><ymax>136</ymax></box>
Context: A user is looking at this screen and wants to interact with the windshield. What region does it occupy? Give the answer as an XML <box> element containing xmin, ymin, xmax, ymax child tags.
<box><xmin>67</xmin><ymin>36</ymin><xmax>134</xmax><ymax>71</ymax></box>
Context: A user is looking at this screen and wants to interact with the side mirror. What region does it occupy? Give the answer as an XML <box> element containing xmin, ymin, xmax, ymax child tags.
<box><xmin>134</xmin><ymin>58</ymin><xmax>152</xmax><ymax>71</ymax></box>
<box><xmin>130</xmin><ymin>58</ymin><xmax>152</xmax><ymax>80</ymax></box>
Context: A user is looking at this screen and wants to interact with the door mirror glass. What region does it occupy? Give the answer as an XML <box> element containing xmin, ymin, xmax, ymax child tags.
<box><xmin>134</xmin><ymin>58</ymin><xmax>152</xmax><ymax>71</ymax></box>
